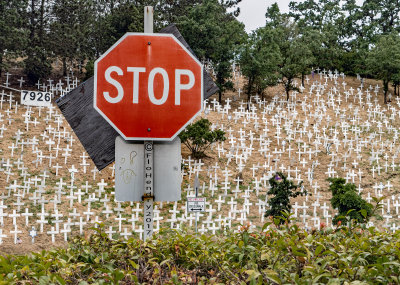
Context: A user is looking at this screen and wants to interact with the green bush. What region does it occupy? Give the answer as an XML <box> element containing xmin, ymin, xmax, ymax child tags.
<box><xmin>179</xmin><ymin>118</ymin><xmax>225</xmax><ymax>159</ymax></box>
<box><xmin>328</xmin><ymin>177</ymin><xmax>373</xmax><ymax>225</ymax></box>
<box><xmin>265</xmin><ymin>172</ymin><xmax>307</xmax><ymax>223</ymax></box>
<box><xmin>3</xmin><ymin>223</ymin><xmax>400</xmax><ymax>284</ymax></box>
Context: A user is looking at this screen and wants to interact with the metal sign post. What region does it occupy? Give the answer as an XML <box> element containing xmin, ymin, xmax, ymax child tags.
<box><xmin>143</xmin><ymin>141</ymin><xmax>154</xmax><ymax>240</ymax></box>
<box><xmin>143</xmin><ymin>6</ymin><xmax>154</xmax><ymax>241</ymax></box>
<box><xmin>187</xmin><ymin>175</ymin><xmax>206</xmax><ymax>234</ymax></box>
<box><xmin>195</xmin><ymin>175</ymin><xmax>199</xmax><ymax>234</ymax></box>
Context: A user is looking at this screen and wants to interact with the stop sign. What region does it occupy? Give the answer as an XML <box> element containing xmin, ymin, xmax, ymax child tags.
<box><xmin>94</xmin><ymin>33</ymin><xmax>203</xmax><ymax>141</ymax></box>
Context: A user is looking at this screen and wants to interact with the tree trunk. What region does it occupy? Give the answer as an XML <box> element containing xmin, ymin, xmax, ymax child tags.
<box><xmin>80</xmin><ymin>59</ymin><xmax>84</xmax><ymax>74</ymax></box>
<box><xmin>217</xmin><ymin>73</ymin><xmax>223</xmax><ymax>104</ymax></box>
<box><xmin>302</xmin><ymin>73</ymin><xmax>305</xmax><ymax>87</ymax></box>
<box><xmin>394</xmin><ymin>84</ymin><xmax>397</xmax><ymax>96</ymax></box>
<box><xmin>29</xmin><ymin>0</ymin><xmax>36</xmax><ymax>43</ymax></box>
<box><xmin>286</xmin><ymin>87</ymin><xmax>290</xmax><ymax>101</ymax></box>
<box><xmin>246</xmin><ymin>76</ymin><xmax>253</xmax><ymax>109</ymax></box>
<box><xmin>63</xmin><ymin>57</ymin><xmax>67</xmax><ymax>76</ymax></box>
<box><xmin>285</xmin><ymin>79</ymin><xmax>291</xmax><ymax>101</ymax></box>
<box><xmin>39</xmin><ymin>0</ymin><xmax>45</xmax><ymax>45</ymax></box>
<box><xmin>0</xmin><ymin>53</ymin><xmax>3</xmax><ymax>78</ymax></box>
<box><xmin>384</xmin><ymin>80</ymin><xmax>388</xmax><ymax>104</ymax></box>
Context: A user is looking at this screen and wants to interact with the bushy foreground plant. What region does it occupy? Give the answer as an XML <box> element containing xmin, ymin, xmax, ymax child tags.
<box><xmin>2</xmin><ymin>221</ymin><xmax>400</xmax><ymax>284</ymax></box>
<box><xmin>265</xmin><ymin>172</ymin><xmax>308</xmax><ymax>223</ymax></box>
<box><xmin>179</xmin><ymin>118</ymin><xmax>225</xmax><ymax>159</ymax></box>
<box><xmin>328</xmin><ymin>177</ymin><xmax>373</xmax><ymax>225</ymax></box>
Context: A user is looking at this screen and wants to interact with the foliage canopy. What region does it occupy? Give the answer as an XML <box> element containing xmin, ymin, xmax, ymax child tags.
<box><xmin>265</xmin><ymin>172</ymin><xmax>307</xmax><ymax>223</ymax></box>
<box><xmin>179</xmin><ymin>118</ymin><xmax>225</xmax><ymax>159</ymax></box>
<box><xmin>328</xmin><ymin>177</ymin><xmax>373</xmax><ymax>225</ymax></box>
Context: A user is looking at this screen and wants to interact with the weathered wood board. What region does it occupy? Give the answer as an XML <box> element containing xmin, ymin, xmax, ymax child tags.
<box><xmin>56</xmin><ymin>24</ymin><xmax>218</xmax><ymax>171</ymax></box>
<box><xmin>56</xmin><ymin>76</ymin><xmax>119</xmax><ymax>170</ymax></box>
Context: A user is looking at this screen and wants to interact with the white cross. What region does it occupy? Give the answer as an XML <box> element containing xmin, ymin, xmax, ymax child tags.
<box><xmin>105</xmin><ymin>226</ymin><xmax>116</xmax><ymax>240</ymax></box>
<box><xmin>208</xmin><ymin>222</ymin><xmax>219</xmax><ymax>234</ymax></box>
<box><xmin>18</xmin><ymin>77</ymin><xmax>25</xmax><ymax>88</ymax></box>
<box><xmin>0</xmin><ymin>229</ymin><xmax>7</xmax><ymax>244</ymax></box>
<box><xmin>60</xmin><ymin>222</ymin><xmax>72</xmax><ymax>241</ymax></box>
<box><xmin>21</xmin><ymin>208</ymin><xmax>33</xmax><ymax>226</ymax></box>
<box><xmin>215</xmin><ymin>195</ymin><xmax>225</xmax><ymax>211</ymax></box>
<box><xmin>135</xmin><ymin>225</ymin><xmax>144</xmax><ymax>240</ymax></box>
<box><xmin>9</xmin><ymin>209</ymin><xmax>20</xmax><ymax>225</ymax></box>
<box><xmin>121</xmin><ymin>227</ymin><xmax>132</xmax><ymax>240</ymax></box>
<box><xmin>47</xmin><ymin>226</ymin><xmax>59</xmax><ymax>243</ymax></box>
<box><xmin>10</xmin><ymin>224</ymin><xmax>22</xmax><ymax>244</ymax></box>
<box><xmin>76</xmin><ymin>217</ymin><xmax>87</xmax><ymax>235</ymax></box>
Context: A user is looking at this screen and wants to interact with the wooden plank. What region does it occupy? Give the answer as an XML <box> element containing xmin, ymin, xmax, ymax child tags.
<box><xmin>56</xmin><ymin>24</ymin><xmax>218</xmax><ymax>171</ymax></box>
<box><xmin>56</xmin><ymin>77</ymin><xmax>119</xmax><ymax>171</ymax></box>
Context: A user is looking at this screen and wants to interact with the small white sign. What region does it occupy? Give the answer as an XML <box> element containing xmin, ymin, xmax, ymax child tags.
<box><xmin>21</xmin><ymin>90</ymin><xmax>52</xmax><ymax>107</ymax></box>
<box><xmin>187</xmin><ymin>197</ymin><xmax>206</xmax><ymax>212</ymax></box>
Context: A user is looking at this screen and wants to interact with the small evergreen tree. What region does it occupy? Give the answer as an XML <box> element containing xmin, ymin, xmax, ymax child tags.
<box><xmin>179</xmin><ymin>118</ymin><xmax>225</xmax><ymax>159</ymax></box>
<box><xmin>265</xmin><ymin>172</ymin><xmax>307</xmax><ymax>223</ymax></box>
<box><xmin>328</xmin><ymin>177</ymin><xmax>373</xmax><ymax>225</ymax></box>
<box><xmin>24</xmin><ymin>47</ymin><xmax>52</xmax><ymax>84</ymax></box>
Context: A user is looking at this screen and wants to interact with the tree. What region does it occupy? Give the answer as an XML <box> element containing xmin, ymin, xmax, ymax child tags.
<box><xmin>179</xmin><ymin>118</ymin><xmax>225</xmax><ymax>159</ymax></box>
<box><xmin>289</xmin><ymin>0</ymin><xmax>345</xmax><ymax>73</ymax></box>
<box><xmin>266</xmin><ymin>5</ymin><xmax>314</xmax><ymax>99</ymax></box>
<box><xmin>91</xmin><ymin>1</ymin><xmax>143</xmax><ymax>58</ymax></box>
<box><xmin>328</xmin><ymin>178</ymin><xmax>373</xmax><ymax>225</ymax></box>
<box><xmin>24</xmin><ymin>0</ymin><xmax>52</xmax><ymax>83</ymax></box>
<box><xmin>265</xmin><ymin>172</ymin><xmax>307</xmax><ymax>224</ymax></box>
<box><xmin>239</xmin><ymin>27</ymin><xmax>281</xmax><ymax>103</ymax></box>
<box><xmin>367</xmin><ymin>33</ymin><xmax>400</xmax><ymax>104</ymax></box>
<box><xmin>288</xmin><ymin>0</ymin><xmax>400</xmax><ymax>77</ymax></box>
<box><xmin>393</xmin><ymin>72</ymin><xmax>400</xmax><ymax>96</ymax></box>
<box><xmin>284</xmin><ymin>35</ymin><xmax>314</xmax><ymax>91</ymax></box>
<box><xmin>177</xmin><ymin>0</ymin><xmax>246</xmax><ymax>103</ymax></box>
<box><xmin>49</xmin><ymin>0</ymin><xmax>98</xmax><ymax>76</ymax></box>
<box><xmin>0</xmin><ymin>0</ymin><xmax>27</xmax><ymax>77</ymax></box>
<box><xmin>155</xmin><ymin>0</ymin><xmax>242</xmax><ymax>25</ymax></box>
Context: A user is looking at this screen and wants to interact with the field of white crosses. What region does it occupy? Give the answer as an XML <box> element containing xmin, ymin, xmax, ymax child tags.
<box><xmin>0</xmin><ymin>69</ymin><xmax>399</xmax><ymax>254</ymax></box>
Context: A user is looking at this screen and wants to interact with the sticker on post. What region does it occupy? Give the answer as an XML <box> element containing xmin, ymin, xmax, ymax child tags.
<box><xmin>187</xmin><ymin>197</ymin><xmax>206</xmax><ymax>212</ymax></box>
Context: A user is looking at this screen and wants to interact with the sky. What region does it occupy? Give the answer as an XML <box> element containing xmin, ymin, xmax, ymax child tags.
<box><xmin>236</xmin><ymin>0</ymin><xmax>364</xmax><ymax>33</ymax></box>
<box><xmin>235</xmin><ymin>0</ymin><xmax>297</xmax><ymax>33</ymax></box>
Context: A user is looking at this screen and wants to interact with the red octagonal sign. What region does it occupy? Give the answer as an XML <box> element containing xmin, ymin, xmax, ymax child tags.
<box><xmin>94</xmin><ymin>33</ymin><xmax>203</xmax><ymax>141</ymax></box>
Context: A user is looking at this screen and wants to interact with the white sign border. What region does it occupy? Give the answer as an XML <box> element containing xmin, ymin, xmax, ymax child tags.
<box><xmin>93</xmin><ymin>33</ymin><xmax>204</xmax><ymax>141</ymax></box>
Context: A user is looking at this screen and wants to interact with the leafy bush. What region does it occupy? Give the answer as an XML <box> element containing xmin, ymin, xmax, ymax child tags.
<box><xmin>179</xmin><ymin>118</ymin><xmax>225</xmax><ymax>158</ymax></box>
<box><xmin>328</xmin><ymin>177</ymin><xmax>373</xmax><ymax>225</ymax></box>
<box><xmin>3</xmin><ymin>222</ymin><xmax>400</xmax><ymax>284</ymax></box>
<box><xmin>265</xmin><ymin>172</ymin><xmax>307</xmax><ymax>223</ymax></box>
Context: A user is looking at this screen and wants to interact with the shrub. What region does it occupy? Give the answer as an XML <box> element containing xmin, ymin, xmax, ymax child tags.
<box><xmin>3</xmin><ymin>224</ymin><xmax>400</xmax><ymax>283</ymax></box>
<box><xmin>328</xmin><ymin>177</ymin><xmax>373</xmax><ymax>225</ymax></box>
<box><xmin>179</xmin><ymin>118</ymin><xmax>225</xmax><ymax>159</ymax></box>
<box><xmin>265</xmin><ymin>172</ymin><xmax>307</xmax><ymax>223</ymax></box>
